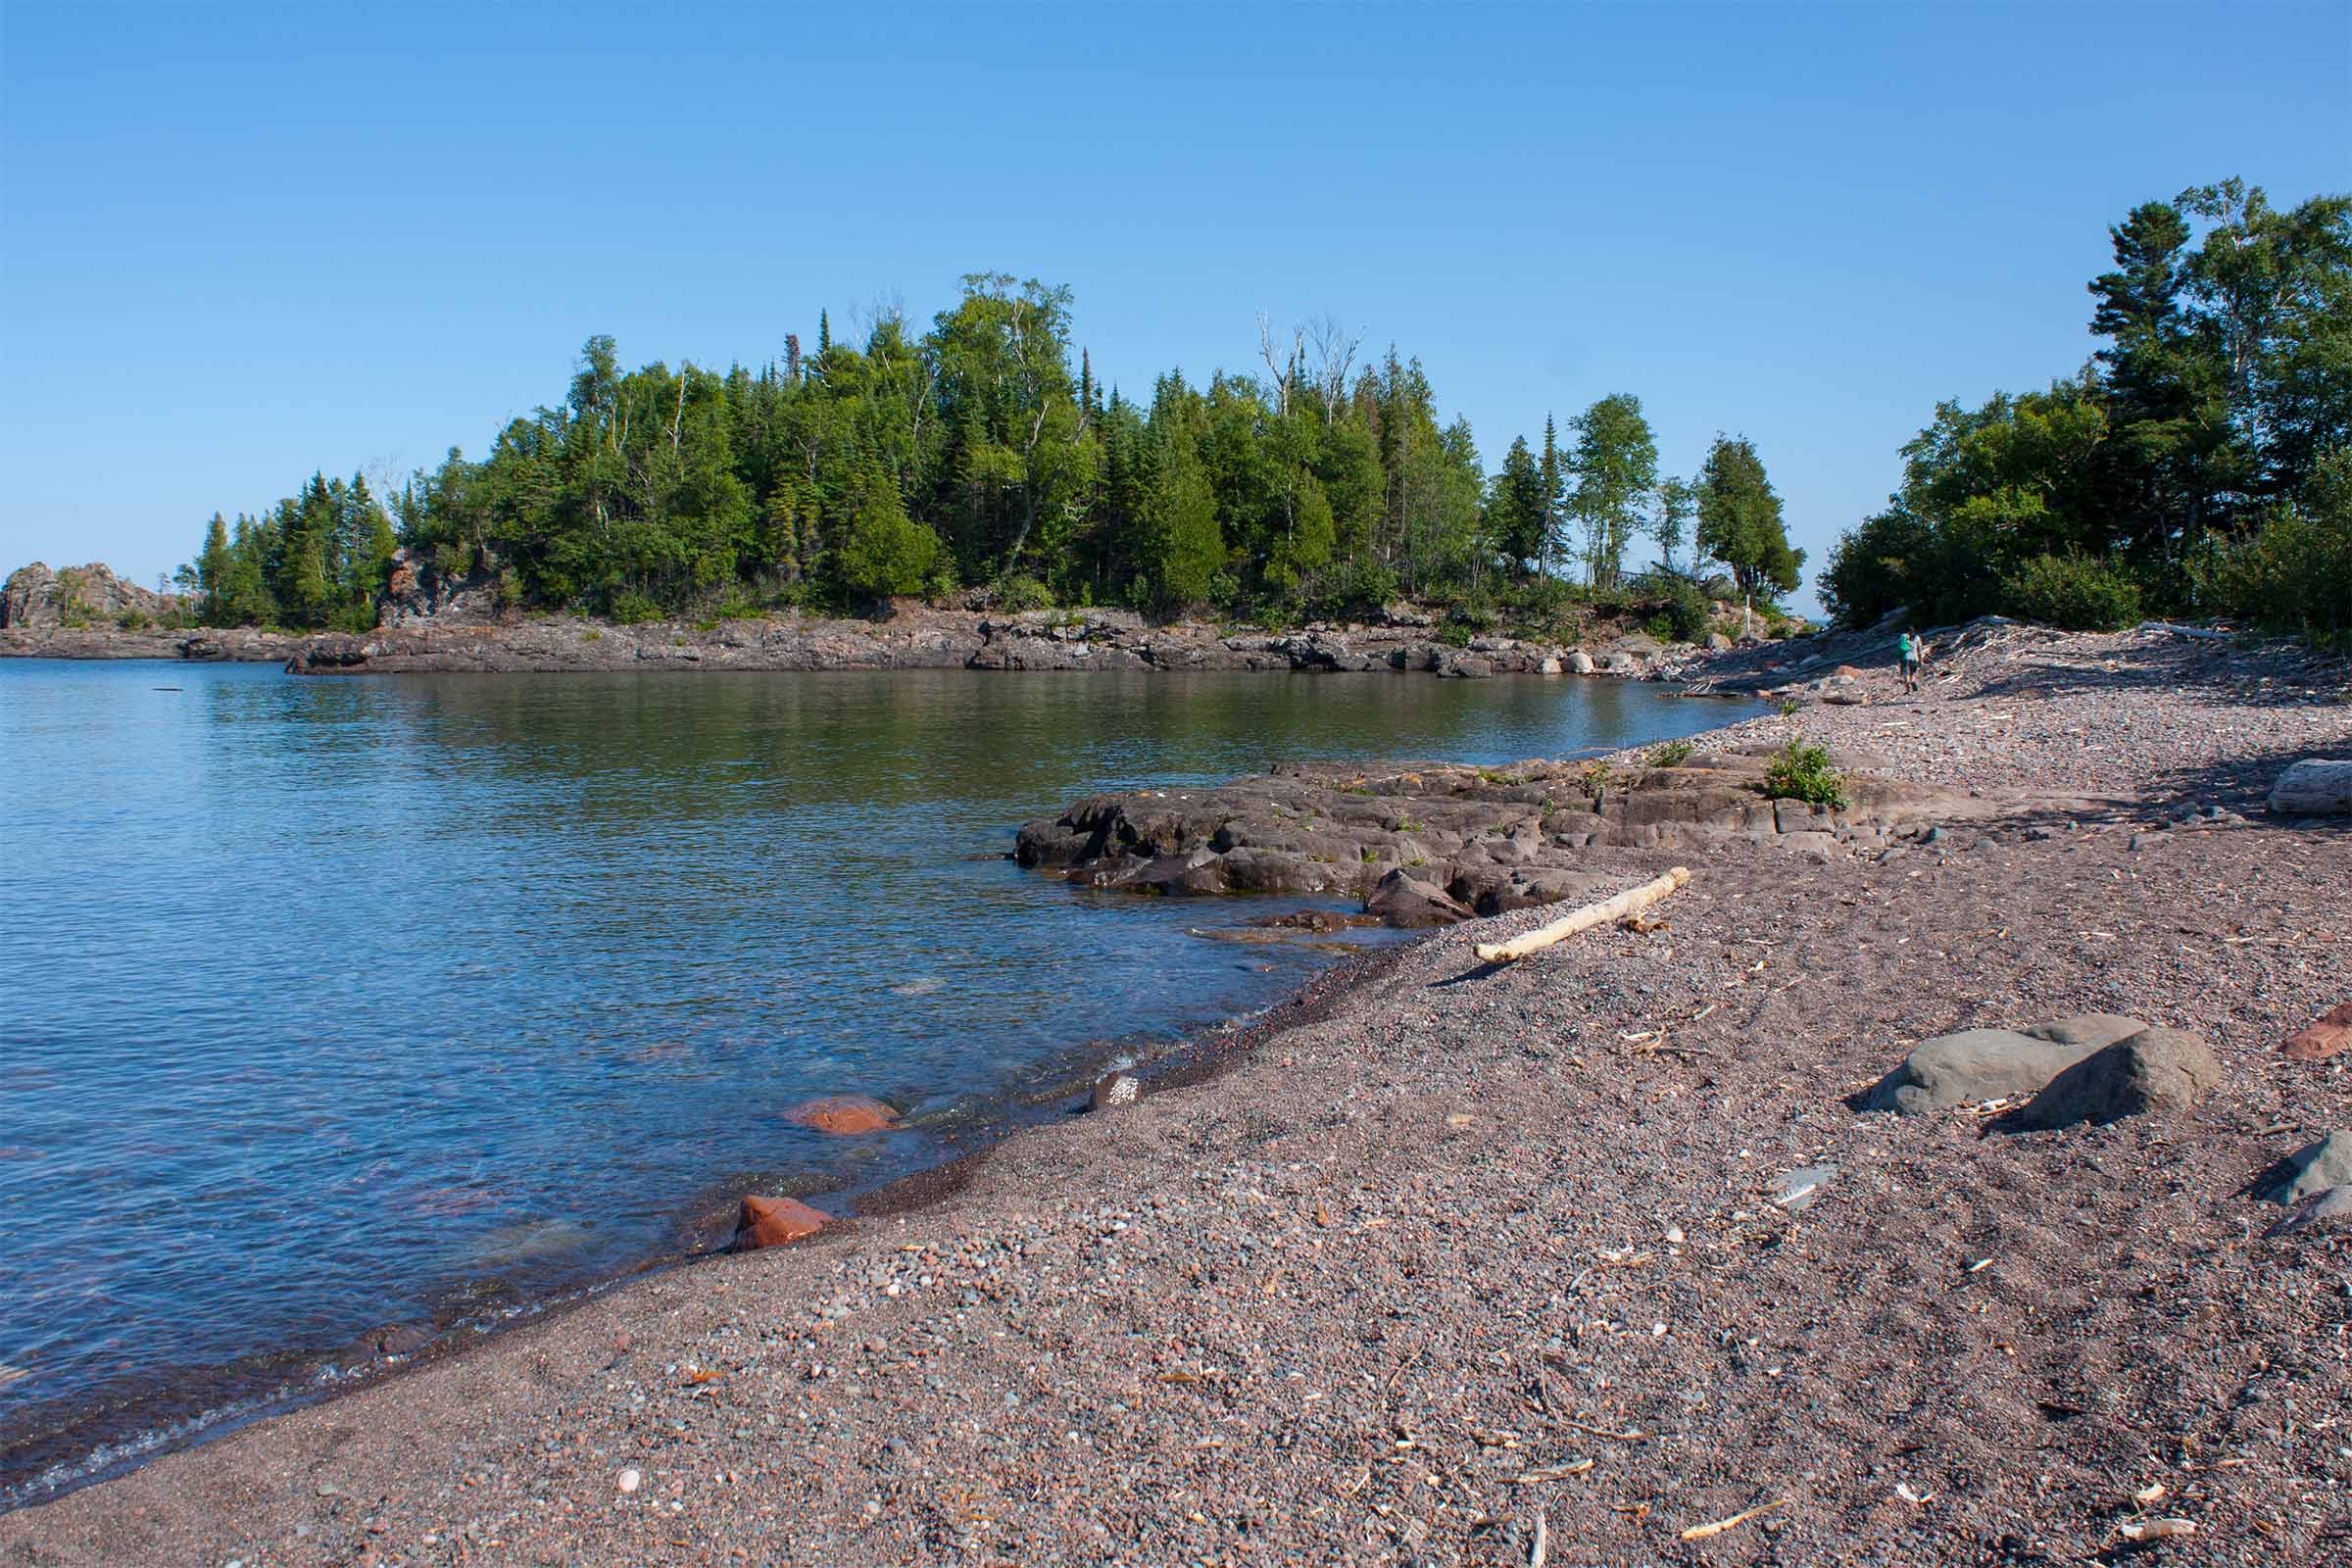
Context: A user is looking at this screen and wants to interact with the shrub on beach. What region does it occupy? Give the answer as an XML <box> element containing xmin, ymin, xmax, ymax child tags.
<box><xmin>1760</xmin><ymin>740</ymin><xmax>1849</xmax><ymax>809</ymax></box>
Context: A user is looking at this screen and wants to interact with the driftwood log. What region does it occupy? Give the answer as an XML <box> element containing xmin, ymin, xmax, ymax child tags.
<box><xmin>1474</xmin><ymin>866</ymin><xmax>1691</xmax><ymax>964</ymax></box>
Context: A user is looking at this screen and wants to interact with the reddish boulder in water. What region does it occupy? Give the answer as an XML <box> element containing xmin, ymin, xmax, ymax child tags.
<box><xmin>736</xmin><ymin>1195</ymin><xmax>829</xmax><ymax>1250</ymax></box>
<box><xmin>782</xmin><ymin>1095</ymin><xmax>897</xmax><ymax>1135</ymax></box>
<box><xmin>2285</xmin><ymin>1002</ymin><xmax>2352</xmax><ymax>1063</ymax></box>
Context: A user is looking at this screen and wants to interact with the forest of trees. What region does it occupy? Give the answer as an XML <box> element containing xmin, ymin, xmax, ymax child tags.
<box><xmin>184</xmin><ymin>275</ymin><xmax>1799</xmax><ymax>634</ymax></box>
<box><xmin>1823</xmin><ymin>178</ymin><xmax>2351</xmax><ymax>642</ymax></box>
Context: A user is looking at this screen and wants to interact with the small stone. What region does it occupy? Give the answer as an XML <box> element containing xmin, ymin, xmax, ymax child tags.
<box><xmin>2256</xmin><ymin>1132</ymin><xmax>2352</xmax><ymax>1206</ymax></box>
<box><xmin>734</xmin><ymin>1195</ymin><xmax>829</xmax><ymax>1250</ymax></box>
<box><xmin>2284</xmin><ymin>1002</ymin><xmax>2352</xmax><ymax>1064</ymax></box>
<box><xmin>617</xmin><ymin>1468</ymin><xmax>642</xmax><ymax>1494</ymax></box>
<box><xmin>1090</xmin><ymin>1072</ymin><xmax>1141</xmax><ymax>1112</ymax></box>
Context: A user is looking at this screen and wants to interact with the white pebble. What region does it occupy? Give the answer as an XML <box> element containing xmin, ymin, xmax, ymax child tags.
<box><xmin>1664</xmin><ymin>1226</ymin><xmax>1685</xmax><ymax>1245</ymax></box>
<box><xmin>617</xmin><ymin>1468</ymin><xmax>641</xmax><ymax>1494</ymax></box>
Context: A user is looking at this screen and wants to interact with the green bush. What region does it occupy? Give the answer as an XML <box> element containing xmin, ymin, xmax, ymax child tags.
<box><xmin>1306</xmin><ymin>557</ymin><xmax>1399</xmax><ymax>621</ymax></box>
<box><xmin>2002</xmin><ymin>553</ymin><xmax>2144</xmax><ymax>631</ymax></box>
<box><xmin>993</xmin><ymin>573</ymin><xmax>1055</xmax><ymax>613</ymax></box>
<box><xmin>609</xmin><ymin>589</ymin><xmax>663</xmax><ymax>625</ymax></box>
<box><xmin>1634</xmin><ymin>576</ymin><xmax>1710</xmax><ymax>643</ymax></box>
<box><xmin>2194</xmin><ymin>464</ymin><xmax>2352</xmax><ymax>647</ymax></box>
<box><xmin>1645</xmin><ymin>738</ymin><xmax>1694</xmax><ymax>767</ymax></box>
<box><xmin>1759</xmin><ymin>739</ymin><xmax>1849</xmax><ymax>808</ymax></box>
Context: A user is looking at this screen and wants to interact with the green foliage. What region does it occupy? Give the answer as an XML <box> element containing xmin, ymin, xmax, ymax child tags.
<box><xmin>835</xmin><ymin>474</ymin><xmax>941</xmax><ymax>601</ymax></box>
<box><xmin>1646</xmin><ymin>738</ymin><xmax>1694</xmax><ymax>767</ymax></box>
<box><xmin>1568</xmin><ymin>394</ymin><xmax>1659</xmax><ymax>590</ymax></box>
<box><xmin>1759</xmin><ymin>740</ymin><xmax>1849</xmax><ymax>808</ymax></box>
<box><xmin>2192</xmin><ymin>451</ymin><xmax>2352</xmax><ymax>645</ymax></box>
<box><xmin>1642</xmin><ymin>575</ymin><xmax>1710</xmax><ymax>642</ymax></box>
<box><xmin>1824</xmin><ymin>179</ymin><xmax>2350</xmax><ymax>642</ymax></box>
<box><xmin>609</xmin><ymin>590</ymin><xmax>663</xmax><ymax>624</ymax></box>
<box><xmin>992</xmin><ymin>573</ymin><xmax>1055</xmax><ymax>612</ymax></box>
<box><xmin>2001</xmin><ymin>554</ymin><xmax>2145</xmax><ymax>630</ymax></box>
<box><xmin>1695</xmin><ymin>435</ymin><xmax>1803</xmax><ymax>603</ymax></box>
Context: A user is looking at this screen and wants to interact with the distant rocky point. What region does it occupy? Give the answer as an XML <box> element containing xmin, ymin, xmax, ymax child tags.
<box><xmin>0</xmin><ymin>563</ymin><xmax>182</xmax><ymax>629</ymax></box>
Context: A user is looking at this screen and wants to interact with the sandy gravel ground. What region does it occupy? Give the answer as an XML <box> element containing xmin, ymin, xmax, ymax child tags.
<box><xmin>4</xmin><ymin>626</ymin><xmax>2348</xmax><ymax>1567</ymax></box>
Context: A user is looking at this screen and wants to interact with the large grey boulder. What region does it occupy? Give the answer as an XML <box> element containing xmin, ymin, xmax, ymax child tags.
<box><xmin>2270</xmin><ymin>760</ymin><xmax>2352</xmax><ymax>814</ymax></box>
<box><xmin>1857</xmin><ymin>1028</ymin><xmax>2104</xmax><ymax>1115</ymax></box>
<box><xmin>1567</xmin><ymin>649</ymin><xmax>1596</xmax><ymax>674</ymax></box>
<box><xmin>1997</xmin><ymin>1027</ymin><xmax>2221</xmax><ymax>1132</ymax></box>
<box><xmin>2254</xmin><ymin>1132</ymin><xmax>2352</xmax><ymax>1206</ymax></box>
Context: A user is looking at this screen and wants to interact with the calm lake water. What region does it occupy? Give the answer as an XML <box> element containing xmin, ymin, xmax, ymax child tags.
<box><xmin>0</xmin><ymin>660</ymin><xmax>1747</xmax><ymax>1497</ymax></box>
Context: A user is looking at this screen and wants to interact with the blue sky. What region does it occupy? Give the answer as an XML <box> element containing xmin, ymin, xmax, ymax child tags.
<box><xmin>3</xmin><ymin>1</ymin><xmax>2345</xmax><ymax>612</ymax></box>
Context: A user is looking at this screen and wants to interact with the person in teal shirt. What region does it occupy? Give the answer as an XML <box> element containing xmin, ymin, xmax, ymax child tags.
<box><xmin>1897</xmin><ymin>629</ymin><xmax>1920</xmax><ymax>692</ymax></box>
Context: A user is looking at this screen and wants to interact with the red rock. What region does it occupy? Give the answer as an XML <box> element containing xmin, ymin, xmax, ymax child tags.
<box><xmin>782</xmin><ymin>1095</ymin><xmax>898</xmax><ymax>1135</ymax></box>
<box><xmin>2284</xmin><ymin>1002</ymin><xmax>2352</xmax><ymax>1063</ymax></box>
<box><xmin>736</xmin><ymin>1195</ymin><xmax>828</xmax><ymax>1250</ymax></box>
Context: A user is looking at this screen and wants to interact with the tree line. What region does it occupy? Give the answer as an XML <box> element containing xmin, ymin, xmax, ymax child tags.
<box><xmin>184</xmin><ymin>274</ymin><xmax>1800</xmax><ymax>633</ymax></box>
<box><xmin>1823</xmin><ymin>177</ymin><xmax>2350</xmax><ymax>642</ymax></box>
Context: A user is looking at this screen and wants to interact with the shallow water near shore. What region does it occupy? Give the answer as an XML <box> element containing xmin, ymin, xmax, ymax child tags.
<box><xmin>0</xmin><ymin>661</ymin><xmax>1749</xmax><ymax>1499</ymax></box>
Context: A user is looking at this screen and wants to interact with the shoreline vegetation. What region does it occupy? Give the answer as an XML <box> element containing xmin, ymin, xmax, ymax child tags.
<box><xmin>2</xmin><ymin>622</ymin><xmax>2345</xmax><ymax>1561</ymax></box>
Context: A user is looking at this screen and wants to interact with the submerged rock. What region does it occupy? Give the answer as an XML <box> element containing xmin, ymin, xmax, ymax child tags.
<box><xmin>736</xmin><ymin>1195</ymin><xmax>829</xmax><ymax>1250</ymax></box>
<box><xmin>783</xmin><ymin>1096</ymin><xmax>898</xmax><ymax>1135</ymax></box>
<box><xmin>1995</xmin><ymin>1027</ymin><xmax>2221</xmax><ymax>1132</ymax></box>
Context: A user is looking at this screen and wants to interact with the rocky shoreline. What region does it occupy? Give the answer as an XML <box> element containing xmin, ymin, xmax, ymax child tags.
<box><xmin>2</xmin><ymin>626</ymin><xmax>2348</xmax><ymax>1565</ymax></box>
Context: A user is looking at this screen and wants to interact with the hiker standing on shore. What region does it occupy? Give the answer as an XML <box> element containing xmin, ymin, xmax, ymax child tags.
<box><xmin>1897</xmin><ymin>629</ymin><xmax>1921</xmax><ymax>693</ymax></box>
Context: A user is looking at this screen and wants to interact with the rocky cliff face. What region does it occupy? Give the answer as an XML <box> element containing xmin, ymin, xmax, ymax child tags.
<box><xmin>0</xmin><ymin>563</ymin><xmax>181</xmax><ymax>629</ymax></box>
<box><xmin>376</xmin><ymin>549</ymin><xmax>504</xmax><ymax>626</ymax></box>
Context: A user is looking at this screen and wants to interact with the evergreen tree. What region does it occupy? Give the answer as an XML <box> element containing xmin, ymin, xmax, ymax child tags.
<box><xmin>1695</xmin><ymin>435</ymin><xmax>1803</xmax><ymax>604</ymax></box>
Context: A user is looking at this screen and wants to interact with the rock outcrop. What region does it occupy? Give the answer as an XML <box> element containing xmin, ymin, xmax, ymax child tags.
<box><xmin>1017</xmin><ymin>745</ymin><xmax>2000</xmax><ymax>927</ymax></box>
<box><xmin>2270</xmin><ymin>759</ymin><xmax>2352</xmax><ymax>815</ymax></box>
<box><xmin>0</xmin><ymin>563</ymin><xmax>180</xmax><ymax>629</ymax></box>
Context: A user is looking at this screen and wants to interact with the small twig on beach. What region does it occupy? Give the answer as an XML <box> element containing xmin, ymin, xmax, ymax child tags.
<box><xmin>1563</xmin><ymin>1416</ymin><xmax>1647</xmax><ymax>1443</ymax></box>
<box><xmin>1511</xmin><ymin>1460</ymin><xmax>1592</xmax><ymax>1485</ymax></box>
<box><xmin>1680</xmin><ymin>1498</ymin><xmax>1789</xmax><ymax>1541</ymax></box>
<box><xmin>1530</xmin><ymin>1509</ymin><xmax>1549</xmax><ymax>1568</ymax></box>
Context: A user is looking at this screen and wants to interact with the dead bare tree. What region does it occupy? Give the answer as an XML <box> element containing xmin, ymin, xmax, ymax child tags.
<box><xmin>1258</xmin><ymin>311</ymin><xmax>1302</xmax><ymax>417</ymax></box>
<box><xmin>1304</xmin><ymin>313</ymin><xmax>1363</xmax><ymax>426</ymax></box>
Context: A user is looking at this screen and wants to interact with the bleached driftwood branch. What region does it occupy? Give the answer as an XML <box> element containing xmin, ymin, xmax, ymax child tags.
<box><xmin>1473</xmin><ymin>867</ymin><xmax>1691</xmax><ymax>964</ymax></box>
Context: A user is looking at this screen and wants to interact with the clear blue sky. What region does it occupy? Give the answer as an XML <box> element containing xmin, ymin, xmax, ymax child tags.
<box><xmin>3</xmin><ymin>1</ymin><xmax>2345</xmax><ymax>612</ymax></box>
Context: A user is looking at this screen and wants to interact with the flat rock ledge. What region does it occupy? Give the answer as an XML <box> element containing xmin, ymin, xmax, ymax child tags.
<box><xmin>276</xmin><ymin>608</ymin><xmax>1702</xmax><ymax>679</ymax></box>
<box><xmin>1015</xmin><ymin>744</ymin><xmax>2002</xmax><ymax>925</ymax></box>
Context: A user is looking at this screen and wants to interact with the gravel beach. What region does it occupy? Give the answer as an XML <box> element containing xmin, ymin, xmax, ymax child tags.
<box><xmin>4</xmin><ymin>624</ymin><xmax>2348</xmax><ymax>1566</ymax></box>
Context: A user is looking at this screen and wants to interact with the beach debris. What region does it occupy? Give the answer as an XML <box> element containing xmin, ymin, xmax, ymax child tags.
<box><xmin>2119</xmin><ymin>1517</ymin><xmax>2196</xmax><ymax>1543</ymax></box>
<box><xmin>2283</xmin><ymin>1003</ymin><xmax>2352</xmax><ymax>1063</ymax></box>
<box><xmin>1680</xmin><ymin>1498</ymin><xmax>1788</xmax><ymax>1541</ymax></box>
<box><xmin>1510</xmin><ymin>1460</ymin><xmax>1593</xmax><ymax>1484</ymax></box>
<box><xmin>1772</xmin><ymin>1165</ymin><xmax>1838</xmax><ymax>1213</ymax></box>
<box><xmin>1894</xmin><ymin>1482</ymin><xmax>1935</xmax><ymax>1506</ymax></box>
<box><xmin>2132</xmin><ymin>1482</ymin><xmax>2168</xmax><ymax>1505</ymax></box>
<box><xmin>1474</xmin><ymin>867</ymin><xmax>1691</xmax><ymax>964</ymax></box>
<box><xmin>734</xmin><ymin>1194</ymin><xmax>829</xmax><ymax>1250</ymax></box>
<box><xmin>1091</xmin><ymin>1072</ymin><xmax>1141</xmax><ymax>1111</ymax></box>
<box><xmin>782</xmin><ymin>1095</ymin><xmax>897</xmax><ymax>1135</ymax></box>
<box><xmin>616</xmin><ymin>1468</ymin><xmax>642</xmax><ymax>1494</ymax></box>
<box><xmin>1529</xmin><ymin>1510</ymin><xmax>1548</xmax><ymax>1568</ymax></box>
